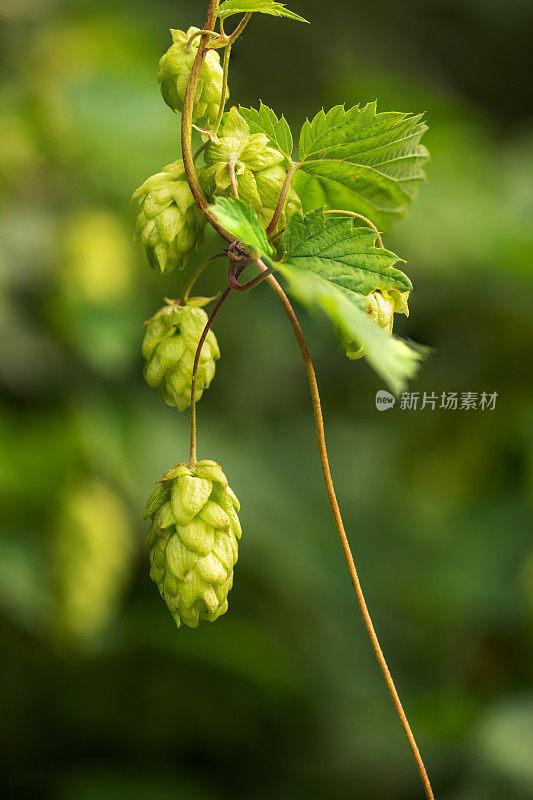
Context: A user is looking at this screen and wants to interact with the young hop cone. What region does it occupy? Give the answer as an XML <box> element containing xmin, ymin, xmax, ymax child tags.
<box><xmin>158</xmin><ymin>27</ymin><xmax>227</xmax><ymax>125</ymax></box>
<box><xmin>142</xmin><ymin>299</ymin><xmax>220</xmax><ymax>411</ymax></box>
<box><xmin>133</xmin><ymin>160</ymin><xmax>206</xmax><ymax>275</ymax></box>
<box><xmin>200</xmin><ymin>107</ymin><xmax>301</xmax><ymax>236</ymax></box>
<box><xmin>144</xmin><ymin>461</ymin><xmax>242</xmax><ymax>629</ymax></box>
<box><xmin>351</xmin><ymin>289</ymin><xmax>410</xmax><ymax>359</ymax></box>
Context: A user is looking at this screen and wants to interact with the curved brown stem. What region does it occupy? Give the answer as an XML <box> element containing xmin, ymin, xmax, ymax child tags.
<box><xmin>180</xmin><ymin>252</ymin><xmax>225</xmax><ymax>303</ymax></box>
<box><xmin>265</xmin><ymin>161</ymin><xmax>299</xmax><ymax>237</ymax></box>
<box><xmin>256</xmin><ymin>262</ymin><xmax>435</xmax><ymax>800</ymax></box>
<box><xmin>189</xmin><ymin>285</ymin><xmax>232</xmax><ymax>469</ymax></box>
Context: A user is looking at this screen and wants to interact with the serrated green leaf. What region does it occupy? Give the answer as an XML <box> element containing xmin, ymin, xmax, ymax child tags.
<box><xmin>218</xmin><ymin>0</ymin><xmax>308</xmax><ymax>23</ymax></box>
<box><xmin>209</xmin><ymin>196</ymin><xmax>273</xmax><ymax>257</ymax></box>
<box><xmin>294</xmin><ymin>102</ymin><xmax>429</xmax><ymax>232</ymax></box>
<box><xmin>238</xmin><ymin>103</ymin><xmax>293</xmax><ymax>163</ymax></box>
<box><xmin>283</xmin><ymin>209</ymin><xmax>412</xmax><ymax>297</ymax></box>
<box><xmin>276</xmin><ymin>263</ymin><xmax>423</xmax><ymax>394</ymax></box>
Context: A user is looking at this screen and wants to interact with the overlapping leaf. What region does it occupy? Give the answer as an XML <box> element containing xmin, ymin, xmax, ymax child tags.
<box><xmin>238</xmin><ymin>103</ymin><xmax>293</xmax><ymax>163</ymax></box>
<box><xmin>217</xmin><ymin>1</ymin><xmax>308</xmax><ymax>23</ymax></box>
<box><xmin>209</xmin><ymin>196</ymin><xmax>273</xmax><ymax>257</ymax></box>
<box><xmin>293</xmin><ymin>102</ymin><xmax>429</xmax><ymax>232</ymax></box>
<box><xmin>282</xmin><ymin>209</ymin><xmax>411</xmax><ymax>297</ymax></box>
<box><xmin>209</xmin><ymin>197</ymin><xmax>423</xmax><ymax>392</ymax></box>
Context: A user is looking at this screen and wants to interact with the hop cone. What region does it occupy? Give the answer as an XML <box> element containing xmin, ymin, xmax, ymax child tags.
<box><xmin>143</xmin><ymin>300</ymin><xmax>220</xmax><ymax>411</ymax></box>
<box><xmin>349</xmin><ymin>289</ymin><xmax>410</xmax><ymax>359</ymax></box>
<box><xmin>133</xmin><ymin>160</ymin><xmax>206</xmax><ymax>275</ymax></box>
<box><xmin>144</xmin><ymin>460</ymin><xmax>242</xmax><ymax>629</ymax></box>
<box><xmin>52</xmin><ymin>481</ymin><xmax>134</xmax><ymax>642</ymax></box>
<box><xmin>200</xmin><ymin>107</ymin><xmax>301</xmax><ymax>236</ymax></box>
<box><xmin>157</xmin><ymin>27</ymin><xmax>226</xmax><ymax>125</ymax></box>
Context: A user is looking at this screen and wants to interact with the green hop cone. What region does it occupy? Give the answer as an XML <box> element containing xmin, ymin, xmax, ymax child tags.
<box><xmin>157</xmin><ymin>27</ymin><xmax>226</xmax><ymax>125</ymax></box>
<box><xmin>133</xmin><ymin>160</ymin><xmax>206</xmax><ymax>275</ymax></box>
<box><xmin>142</xmin><ymin>299</ymin><xmax>220</xmax><ymax>411</ymax></box>
<box><xmin>350</xmin><ymin>289</ymin><xmax>410</xmax><ymax>359</ymax></box>
<box><xmin>52</xmin><ymin>481</ymin><xmax>134</xmax><ymax>642</ymax></box>
<box><xmin>200</xmin><ymin>107</ymin><xmax>301</xmax><ymax>236</ymax></box>
<box><xmin>366</xmin><ymin>288</ymin><xmax>410</xmax><ymax>335</ymax></box>
<box><xmin>144</xmin><ymin>460</ymin><xmax>242</xmax><ymax>629</ymax></box>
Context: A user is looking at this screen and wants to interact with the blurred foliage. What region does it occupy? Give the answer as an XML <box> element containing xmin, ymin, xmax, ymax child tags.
<box><xmin>0</xmin><ymin>0</ymin><xmax>532</xmax><ymax>799</ymax></box>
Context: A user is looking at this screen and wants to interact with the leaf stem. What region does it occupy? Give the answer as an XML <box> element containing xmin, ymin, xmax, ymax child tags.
<box><xmin>189</xmin><ymin>285</ymin><xmax>232</xmax><ymax>469</ymax></box>
<box><xmin>324</xmin><ymin>209</ymin><xmax>384</xmax><ymax>248</ymax></box>
<box><xmin>265</xmin><ymin>160</ymin><xmax>299</xmax><ymax>237</ymax></box>
<box><xmin>256</xmin><ymin>261</ymin><xmax>435</xmax><ymax>800</ymax></box>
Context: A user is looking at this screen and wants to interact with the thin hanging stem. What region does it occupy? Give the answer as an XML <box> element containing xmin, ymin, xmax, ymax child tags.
<box><xmin>180</xmin><ymin>252</ymin><xmax>225</xmax><ymax>303</ymax></box>
<box><xmin>228</xmin><ymin>156</ymin><xmax>239</xmax><ymax>198</ymax></box>
<box><xmin>265</xmin><ymin>161</ymin><xmax>299</xmax><ymax>237</ymax></box>
<box><xmin>255</xmin><ymin>262</ymin><xmax>435</xmax><ymax>800</ymax></box>
<box><xmin>189</xmin><ymin>285</ymin><xmax>232</xmax><ymax>469</ymax></box>
<box><xmin>324</xmin><ymin>209</ymin><xmax>384</xmax><ymax>248</ymax></box>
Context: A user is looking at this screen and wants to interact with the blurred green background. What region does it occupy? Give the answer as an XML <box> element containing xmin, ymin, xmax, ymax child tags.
<box><xmin>1</xmin><ymin>0</ymin><xmax>533</xmax><ymax>798</ymax></box>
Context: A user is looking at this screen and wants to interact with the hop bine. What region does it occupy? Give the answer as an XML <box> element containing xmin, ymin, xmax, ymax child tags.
<box><xmin>144</xmin><ymin>461</ymin><xmax>242</xmax><ymax>629</ymax></box>
<box><xmin>133</xmin><ymin>160</ymin><xmax>206</xmax><ymax>275</ymax></box>
<box><xmin>158</xmin><ymin>27</ymin><xmax>227</xmax><ymax>125</ymax></box>
<box><xmin>199</xmin><ymin>107</ymin><xmax>301</xmax><ymax>238</ymax></box>
<box><xmin>142</xmin><ymin>299</ymin><xmax>219</xmax><ymax>411</ymax></box>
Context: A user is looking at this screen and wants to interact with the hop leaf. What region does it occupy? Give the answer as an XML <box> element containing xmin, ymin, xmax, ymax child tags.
<box><xmin>144</xmin><ymin>460</ymin><xmax>242</xmax><ymax>629</ymax></box>
<box><xmin>200</xmin><ymin>107</ymin><xmax>301</xmax><ymax>236</ymax></box>
<box><xmin>157</xmin><ymin>27</ymin><xmax>227</xmax><ymax>124</ymax></box>
<box><xmin>133</xmin><ymin>160</ymin><xmax>206</xmax><ymax>274</ymax></box>
<box><xmin>142</xmin><ymin>300</ymin><xmax>220</xmax><ymax>411</ymax></box>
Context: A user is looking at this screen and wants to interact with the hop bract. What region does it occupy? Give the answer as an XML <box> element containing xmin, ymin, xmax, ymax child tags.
<box><xmin>144</xmin><ymin>460</ymin><xmax>242</xmax><ymax>629</ymax></box>
<box><xmin>200</xmin><ymin>108</ymin><xmax>301</xmax><ymax>236</ymax></box>
<box><xmin>133</xmin><ymin>160</ymin><xmax>206</xmax><ymax>275</ymax></box>
<box><xmin>158</xmin><ymin>27</ymin><xmax>226</xmax><ymax>125</ymax></box>
<box><xmin>143</xmin><ymin>300</ymin><xmax>220</xmax><ymax>411</ymax></box>
<box><xmin>349</xmin><ymin>289</ymin><xmax>410</xmax><ymax>360</ymax></box>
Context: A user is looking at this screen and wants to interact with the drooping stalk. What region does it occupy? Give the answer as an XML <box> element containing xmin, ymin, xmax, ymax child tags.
<box><xmin>180</xmin><ymin>252</ymin><xmax>225</xmax><ymax>303</ymax></box>
<box><xmin>180</xmin><ymin>3</ymin><xmax>436</xmax><ymax>798</ymax></box>
<box><xmin>189</xmin><ymin>285</ymin><xmax>232</xmax><ymax>469</ymax></box>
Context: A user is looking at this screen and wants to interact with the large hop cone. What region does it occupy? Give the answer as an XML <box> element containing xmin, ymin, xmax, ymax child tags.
<box><xmin>133</xmin><ymin>160</ymin><xmax>206</xmax><ymax>275</ymax></box>
<box><xmin>52</xmin><ymin>481</ymin><xmax>134</xmax><ymax>642</ymax></box>
<box><xmin>144</xmin><ymin>460</ymin><xmax>242</xmax><ymax>629</ymax></box>
<box><xmin>200</xmin><ymin>108</ymin><xmax>301</xmax><ymax>236</ymax></box>
<box><xmin>142</xmin><ymin>299</ymin><xmax>220</xmax><ymax>411</ymax></box>
<box><xmin>158</xmin><ymin>27</ymin><xmax>226</xmax><ymax>125</ymax></box>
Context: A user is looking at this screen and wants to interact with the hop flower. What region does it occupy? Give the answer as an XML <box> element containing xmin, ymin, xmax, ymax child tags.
<box><xmin>144</xmin><ymin>460</ymin><xmax>242</xmax><ymax>629</ymax></box>
<box><xmin>366</xmin><ymin>288</ymin><xmax>410</xmax><ymax>335</ymax></box>
<box><xmin>348</xmin><ymin>289</ymin><xmax>410</xmax><ymax>360</ymax></box>
<box><xmin>52</xmin><ymin>481</ymin><xmax>134</xmax><ymax>642</ymax></box>
<box><xmin>157</xmin><ymin>27</ymin><xmax>226</xmax><ymax>125</ymax></box>
<box><xmin>142</xmin><ymin>300</ymin><xmax>220</xmax><ymax>411</ymax></box>
<box><xmin>200</xmin><ymin>107</ymin><xmax>301</xmax><ymax>236</ymax></box>
<box><xmin>133</xmin><ymin>160</ymin><xmax>206</xmax><ymax>275</ymax></box>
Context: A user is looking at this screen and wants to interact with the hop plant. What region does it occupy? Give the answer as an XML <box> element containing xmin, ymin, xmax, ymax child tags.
<box><xmin>200</xmin><ymin>107</ymin><xmax>301</xmax><ymax>236</ymax></box>
<box><xmin>52</xmin><ymin>481</ymin><xmax>134</xmax><ymax>642</ymax></box>
<box><xmin>144</xmin><ymin>460</ymin><xmax>241</xmax><ymax>629</ymax></box>
<box><xmin>158</xmin><ymin>27</ymin><xmax>226</xmax><ymax>125</ymax></box>
<box><xmin>142</xmin><ymin>299</ymin><xmax>220</xmax><ymax>411</ymax></box>
<box><xmin>133</xmin><ymin>160</ymin><xmax>206</xmax><ymax>274</ymax></box>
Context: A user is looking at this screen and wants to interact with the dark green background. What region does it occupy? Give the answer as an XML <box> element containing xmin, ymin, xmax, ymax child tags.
<box><xmin>1</xmin><ymin>1</ymin><xmax>533</xmax><ymax>798</ymax></box>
